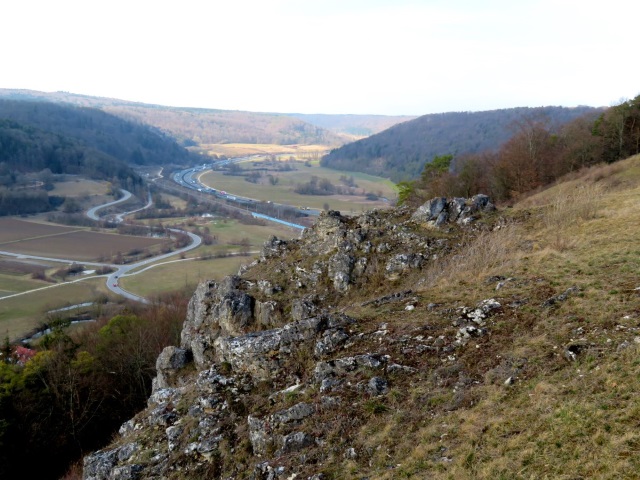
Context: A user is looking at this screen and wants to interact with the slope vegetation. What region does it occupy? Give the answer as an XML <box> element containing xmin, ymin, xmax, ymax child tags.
<box><xmin>80</xmin><ymin>154</ymin><xmax>640</xmax><ymax>479</ymax></box>
<box><xmin>321</xmin><ymin>106</ymin><xmax>600</xmax><ymax>181</ymax></box>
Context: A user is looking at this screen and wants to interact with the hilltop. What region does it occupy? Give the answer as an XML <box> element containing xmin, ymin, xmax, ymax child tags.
<box><xmin>0</xmin><ymin>90</ymin><xmax>349</xmax><ymax>147</ymax></box>
<box><xmin>80</xmin><ymin>154</ymin><xmax>640</xmax><ymax>479</ymax></box>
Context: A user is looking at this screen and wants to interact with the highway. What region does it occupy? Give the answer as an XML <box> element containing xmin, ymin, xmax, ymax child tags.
<box><xmin>3</xmin><ymin>157</ymin><xmax>310</xmax><ymax>306</ymax></box>
<box><xmin>170</xmin><ymin>158</ymin><xmax>315</xmax><ymax>230</ymax></box>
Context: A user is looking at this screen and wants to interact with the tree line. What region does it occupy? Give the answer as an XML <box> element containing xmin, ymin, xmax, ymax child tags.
<box><xmin>0</xmin><ymin>293</ymin><xmax>190</xmax><ymax>479</ymax></box>
<box><xmin>0</xmin><ymin>98</ymin><xmax>200</xmax><ymax>215</ymax></box>
<box><xmin>401</xmin><ymin>96</ymin><xmax>640</xmax><ymax>204</ymax></box>
<box><xmin>321</xmin><ymin>106</ymin><xmax>601</xmax><ymax>182</ymax></box>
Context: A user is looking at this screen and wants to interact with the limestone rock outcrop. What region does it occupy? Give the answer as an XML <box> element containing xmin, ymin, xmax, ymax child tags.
<box><xmin>83</xmin><ymin>196</ymin><xmax>510</xmax><ymax>480</ymax></box>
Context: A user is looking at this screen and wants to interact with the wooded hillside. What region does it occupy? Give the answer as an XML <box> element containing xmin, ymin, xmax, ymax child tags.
<box><xmin>321</xmin><ymin>106</ymin><xmax>601</xmax><ymax>181</ymax></box>
<box><xmin>0</xmin><ymin>99</ymin><xmax>196</xmax><ymax>215</ymax></box>
<box><xmin>0</xmin><ymin>99</ymin><xmax>192</xmax><ymax>168</ymax></box>
<box><xmin>0</xmin><ymin>90</ymin><xmax>347</xmax><ymax>147</ymax></box>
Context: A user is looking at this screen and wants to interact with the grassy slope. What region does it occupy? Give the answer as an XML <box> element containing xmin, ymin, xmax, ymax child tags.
<box><xmin>345</xmin><ymin>156</ymin><xmax>640</xmax><ymax>478</ymax></box>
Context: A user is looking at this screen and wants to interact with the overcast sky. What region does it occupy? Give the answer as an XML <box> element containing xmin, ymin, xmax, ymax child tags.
<box><xmin>3</xmin><ymin>0</ymin><xmax>638</xmax><ymax>115</ymax></box>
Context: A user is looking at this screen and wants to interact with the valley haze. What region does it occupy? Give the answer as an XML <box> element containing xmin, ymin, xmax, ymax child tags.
<box><xmin>2</xmin><ymin>0</ymin><xmax>638</xmax><ymax>115</ymax></box>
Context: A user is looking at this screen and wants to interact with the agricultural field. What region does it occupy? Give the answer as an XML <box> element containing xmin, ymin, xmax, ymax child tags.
<box><xmin>0</xmin><ymin>218</ymin><xmax>81</xmax><ymax>244</ymax></box>
<box><xmin>0</xmin><ymin>277</ymin><xmax>109</xmax><ymax>341</ymax></box>
<box><xmin>199</xmin><ymin>159</ymin><xmax>397</xmax><ymax>213</ymax></box>
<box><xmin>48</xmin><ymin>178</ymin><xmax>110</xmax><ymax>197</ymax></box>
<box><xmin>0</xmin><ymin>228</ymin><xmax>171</xmax><ymax>262</ymax></box>
<box><xmin>0</xmin><ymin>274</ymin><xmax>51</xmax><ymax>299</ymax></box>
<box><xmin>195</xmin><ymin>143</ymin><xmax>328</xmax><ymax>158</ymax></box>
<box><xmin>119</xmin><ymin>255</ymin><xmax>251</xmax><ymax>298</ymax></box>
<box><xmin>0</xmin><ymin>191</ymin><xmax>300</xmax><ymax>341</ymax></box>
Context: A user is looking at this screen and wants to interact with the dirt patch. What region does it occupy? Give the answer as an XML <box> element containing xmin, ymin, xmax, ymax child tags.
<box><xmin>0</xmin><ymin>218</ymin><xmax>80</xmax><ymax>244</ymax></box>
<box><xmin>0</xmin><ymin>230</ymin><xmax>171</xmax><ymax>262</ymax></box>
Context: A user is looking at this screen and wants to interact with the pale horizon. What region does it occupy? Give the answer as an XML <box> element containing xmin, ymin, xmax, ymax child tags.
<box><xmin>3</xmin><ymin>0</ymin><xmax>639</xmax><ymax>116</ymax></box>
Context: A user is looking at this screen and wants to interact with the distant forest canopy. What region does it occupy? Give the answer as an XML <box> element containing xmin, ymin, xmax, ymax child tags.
<box><xmin>401</xmin><ymin>95</ymin><xmax>640</xmax><ymax>205</ymax></box>
<box><xmin>0</xmin><ymin>89</ymin><xmax>348</xmax><ymax>147</ymax></box>
<box><xmin>0</xmin><ymin>99</ymin><xmax>192</xmax><ymax>167</ymax></box>
<box><xmin>320</xmin><ymin>106</ymin><xmax>602</xmax><ymax>182</ymax></box>
<box><xmin>0</xmin><ymin>99</ymin><xmax>196</xmax><ymax>215</ymax></box>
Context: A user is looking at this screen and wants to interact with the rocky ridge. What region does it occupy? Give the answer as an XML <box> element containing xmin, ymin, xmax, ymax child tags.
<box><xmin>83</xmin><ymin>195</ymin><xmax>556</xmax><ymax>479</ymax></box>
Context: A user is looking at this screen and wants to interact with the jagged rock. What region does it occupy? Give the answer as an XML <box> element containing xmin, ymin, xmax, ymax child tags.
<box><xmin>314</xmin><ymin>354</ymin><xmax>387</xmax><ymax>384</ymax></box>
<box><xmin>257</xmin><ymin>279</ymin><xmax>275</xmax><ymax>296</ymax></box>
<box><xmin>367</xmin><ymin>376</ymin><xmax>389</xmax><ymax>396</ymax></box>
<box><xmin>148</xmin><ymin>387</ymin><xmax>183</xmax><ymax>408</ymax></box>
<box><xmin>276</xmin><ymin>431</ymin><xmax>315</xmax><ymax>455</ymax></box>
<box><xmin>166</xmin><ymin>424</ymin><xmax>183</xmax><ymax>451</ymax></box>
<box><xmin>385</xmin><ymin>253</ymin><xmax>425</xmax><ymax>279</ymax></box>
<box><xmin>314</xmin><ymin>329</ymin><xmax>350</xmax><ymax>357</ymax></box>
<box><xmin>238</xmin><ymin>259</ymin><xmax>258</xmax><ymax>276</ymax></box>
<box><xmin>362</xmin><ymin>290</ymin><xmax>412</xmax><ymax>307</ymax></box>
<box><xmin>272</xmin><ymin>402</ymin><xmax>315</xmax><ymax>426</ymax></box>
<box><xmin>261</xmin><ymin>236</ymin><xmax>290</xmax><ymax>260</ymax></box>
<box><xmin>248</xmin><ymin>402</ymin><xmax>315</xmax><ymax>455</ymax></box>
<box><xmin>253</xmin><ymin>462</ymin><xmax>286</xmax><ymax>480</ymax></box>
<box><xmin>459</xmin><ymin>299</ymin><xmax>501</xmax><ymax>326</ymax></box>
<box><xmin>412</xmin><ymin>197</ymin><xmax>448</xmax><ymax>223</ymax></box>
<box><xmin>448</xmin><ymin>197</ymin><xmax>467</xmax><ymax>222</ymax></box>
<box><xmin>153</xmin><ymin>346</ymin><xmax>189</xmax><ymax>391</ymax></box>
<box><xmin>542</xmin><ymin>286</ymin><xmax>580</xmax><ymax>308</ymax></box>
<box><xmin>255</xmin><ymin>300</ymin><xmax>280</xmax><ymax>327</ymax></box>
<box><xmin>291</xmin><ymin>295</ymin><xmax>320</xmax><ymax>321</ymax></box>
<box><xmin>328</xmin><ymin>252</ymin><xmax>355</xmax><ymax>292</ymax></box>
<box><xmin>83</xmin><ymin>449</ymin><xmax>118</xmax><ymax>480</ymax></box>
<box><xmin>181</xmin><ymin>276</ymin><xmax>258</xmax><ymax>369</ymax></box>
<box><xmin>248</xmin><ymin>416</ymin><xmax>270</xmax><ymax>456</ymax></box>
<box><xmin>412</xmin><ymin>195</ymin><xmax>495</xmax><ymax>226</ymax></box>
<box><xmin>301</xmin><ymin>210</ymin><xmax>348</xmax><ymax>255</ymax></box>
<box><xmin>456</xmin><ymin>325</ymin><xmax>485</xmax><ymax>344</ymax></box>
<box><xmin>81</xmin><ymin>200</ymin><xmax>506</xmax><ymax>479</ymax></box>
<box><xmin>118</xmin><ymin>419</ymin><xmax>136</xmax><ymax>437</ymax></box>
<box><xmin>110</xmin><ymin>465</ymin><xmax>143</xmax><ymax>480</ymax></box>
<box><xmin>117</xmin><ymin>443</ymin><xmax>140</xmax><ymax>462</ymax></box>
<box><xmin>387</xmin><ymin>363</ymin><xmax>418</xmax><ymax>374</ymax></box>
<box><xmin>215</xmin><ymin>315</ymin><xmax>352</xmax><ymax>380</ymax></box>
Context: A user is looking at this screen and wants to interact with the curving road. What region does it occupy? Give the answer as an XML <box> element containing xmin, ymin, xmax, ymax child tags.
<box><xmin>87</xmin><ymin>189</ymin><xmax>133</xmax><ymax>221</ymax></box>
<box><xmin>88</xmin><ymin>189</ymin><xmax>202</xmax><ymax>303</ymax></box>
<box><xmin>104</xmin><ymin>229</ymin><xmax>201</xmax><ymax>303</ymax></box>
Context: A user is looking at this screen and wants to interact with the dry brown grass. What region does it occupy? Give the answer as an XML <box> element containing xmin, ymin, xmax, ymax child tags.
<box><xmin>418</xmin><ymin>225</ymin><xmax>523</xmax><ymax>291</ymax></box>
<box><xmin>346</xmin><ymin>155</ymin><xmax>640</xmax><ymax>479</ymax></box>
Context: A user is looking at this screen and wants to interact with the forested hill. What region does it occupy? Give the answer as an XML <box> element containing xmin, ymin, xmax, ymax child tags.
<box><xmin>321</xmin><ymin>106</ymin><xmax>601</xmax><ymax>181</ymax></box>
<box><xmin>0</xmin><ymin>90</ymin><xmax>347</xmax><ymax>147</ymax></box>
<box><xmin>0</xmin><ymin>99</ymin><xmax>193</xmax><ymax>169</ymax></box>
